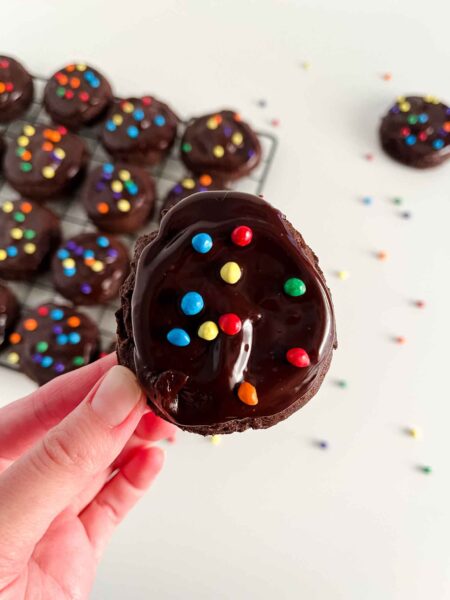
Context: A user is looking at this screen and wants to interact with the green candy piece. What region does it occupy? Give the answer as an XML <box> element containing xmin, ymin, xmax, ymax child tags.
<box><xmin>73</xmin><ymin>356</ymin><xmax>85</xmax><ymax>366</ymax></box>
<box><xmin>283</xmin><ymin>277</ymin><xmax>306</xmax><ymax>297</ymax></box>
<box><xmin>20</xmin><ymin>162</ymin><xmax>32</xmax><ymax>173</ymax></box>
<box><xmin>15</xmin><ymin>147</ymin><xmax>25</xmax><ymax>157</ymax></box>
<box><xmin>56</xmin><ymin>86</ymin><xmax>65</xmax><ymax>97</ymax></box>
<box><xmin>36</xmin><ymin>341</ymin><xmax>48</xmax><ymax>353</ymax></box>
<box><xmin>407</xmin><ymin>114</ymin><xmax>418</xmax><ymax>125</ymax></box>
<box><xmin>14</xmin><ymin>212</ymin><xmax>25</xmax><ymax>223</ymax></box>
<box><xmin>182</xmin><ymin>142</ymin><xmax>192</xmax><ymax>153</ymax></box>
<box><xmin>24</xmin><ymin>229</ymin><xmax>36</xmax><ymax>240</ymax></box>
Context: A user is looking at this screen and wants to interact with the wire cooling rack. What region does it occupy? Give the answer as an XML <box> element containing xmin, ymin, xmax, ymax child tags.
<box><xmin>0</xmin><ymin>75</ymin><xmax>278</xmax><ymax>375</ymax></box>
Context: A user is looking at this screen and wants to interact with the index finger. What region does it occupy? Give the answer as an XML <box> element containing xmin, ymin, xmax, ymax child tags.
<box><xmin>0</xmin><ymin>352</ymin><xmax>117</xmax><ymax>462</ymax></box>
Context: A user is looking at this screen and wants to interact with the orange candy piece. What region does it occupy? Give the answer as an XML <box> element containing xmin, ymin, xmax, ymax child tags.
<box><xmin>70</xmin><ymin>77</ymin><xmax>81</xmax><ymax>89</ymax></box>
<box><xmin>20</xmin><ymin>201</ymin><xmax>33</xmax><ymax>213</ymax></box>
<box><xmin>67</xmin><ymin>316</ymin><xmax>81</xmax><ymax>328</ymax></box>
<box><xmin>237</xmin><ymin>381</ymin><xmax>258</xmax><ymax>406</ymax></box>
<box><xmin>43</xmin><ymin>129</ymin><xmax>61</xmax><ymax>143</ymax></box>
<box><xmin>66</xmin><ymin>64</ymin><xmax>76</xmax><ymax>72</ymax></box>
<box><xmin>9</xmin><ymin>332</ymin><xmax>21</xmax><ymax>344</ymax></box>
<box><xmin>97</xmin><ymin>202</ymin><xmax>109</xmax><ymax>214</ymax></box>
<box><xmin>444</xmin><ymin>122</ymin><xmax>450</xmax><ymax>132</ymax></box>
<box><xmin>21</xmin><ymin>150</ymin><xmax>32</xmax><ymax>161</ymax></box>
<box><xmin>24</xmin><ymin>319</ymin><xmax>38</xmax><ymax>332</ymax></box>
<box><xmin>42</xmin><ymin>141</ymin><xmax>54</xmax><ymax>152</ymax></box>
<box><xmin>199</xmin><ymin>174</ymin><xmax>212</xmax><ymax>186</ymax></box>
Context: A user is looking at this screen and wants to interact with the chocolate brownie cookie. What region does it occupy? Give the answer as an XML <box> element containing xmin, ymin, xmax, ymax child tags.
<box><xmin>44</xmin><ymin>62</ymin><xmax>113</xmax><ymax>130</ymax></box>
<box><xmin>380</xmin><ymin>95</ymin><xmax>450</xmax><ymax>168</ymax></box>
<box><xmin>0</xmin><ymin>199</ymin><xmax>61</xmax><ymax>280</ymax></box>
<box><xmin>3</xmin><ymin>123</ymin><xmax>89</xmax><ymax>199</ymax></box>
<box><xmin>83</xmin><ymin>162</ymin><xmax>155</xmax><ymax>233</ymax></box>
<box><xmin>160</xmin><ymin>173</ymin><xmax>226</xmax><ymax>220</ymax></box>
<box><xmin>0</xmin><ymin>283</ymin><xmax>19</xmax><ymax>347</ymax></box>
<box><xmin>52</xmin><ymin>232</ymin><xmax>129</xmax><ymax>305</ymax></box>
<box><xmin>101</xmin><ymin>96</ymin><xmax>178</xmax><ymax>166</ymax></box>
<box><xmin>0</xmin><ymin>56</ymin><xmax>33</xmax><ymax>123</ymax></box>
<box><xmin>6</xmin><ymin>302</ymin><xmax>99</xmax><ymax>384</ymax></box>
<box><xmin>117</xmin><ymin>191</ymin><xmax>336</xmax><ymax>435</ymax></box>
<box><xmin>180</xmin><ymin>110</ymin><xmax>261</xmax><ymax>180</ymax></box>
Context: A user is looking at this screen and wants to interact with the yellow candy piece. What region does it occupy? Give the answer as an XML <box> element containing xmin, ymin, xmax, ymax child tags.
<box><xmin>122</xmin><ymin>102</ymin><xmax>134</xmax><ymax>113</ymax></box>
<box><xmin>112</xmin><ymin>114</ymin><xmax>123</xmax><ymax>126</ymax></box>
<box><xmin>42</xmin><ymin>166</ymin><xmax>55</xmax><ymax>179</ymax></box>
<box><xmin>399</xmin><ymin>101</ymin><xmax>411</xmax><ymax>113</ymax></box>
<box><xmin>0</xmin><ymin>249</ymin><xmax>7</xmax><ymax>261</ymax></box>
<box><xmin>2</xmin><ymin>201</ymin><xmax>14</xmax><ymax>213</ymax></box>
<box><xmin>119</xmin><ymin>169</ymin><xmax>130</xmax><ymax>181</ymax></box>
<box><xmin>91</xmin><ymin>260</ymin><xmax>104</xmax><ymax>272</ymax></box>
<box><xmin>198</xmin><ymin>321</ymin><xmax>219</xmax><ymax>341</ymax></box>
<box><xmin>213</xmin><ymin>145</ymin><xmax>225</xmax><ymax>158</ymax></box>
<box><xmin>182</xmin><ymin>178</ymin><xmax>195</xmax><ymax>190</ymax></box>
<box><xmin>111</xmin><ymin>180</ymin><xmax>123</xmax><ymax>193</ymax></box>
<box><xmin>24</xmin><ymin>243</ymin><xmax>36</xmax><ymax>254</ymax></box>
<box><xmin>206</xmin><ymin>117</ymin><xmax>219</xmax><ymax>130</ymax></box>
<box><xmin>76</xmin><ymin>63</ymin><xmax>87</xmax><ymax>71</ymax></box>
<box><xmin>232</xmin><ymin>132</ymin><xmax>243</xmax><ymax>145</ymax></box>
<box><xmin>62</xmin><ymin>258</ymin><xmax>76</xmax><ymax>269</ymax></box>
<box><xmin>10</xmin><ymin>228</ymin><xmax>23</xmax><ymax>240</ymax></box>
<box><xmin>117</xmin><ymin>199</ymin><xmax>131</xmax><ymax>212</ymax></box>
<box><xmin>220</xmin><ymin>261</ymin><xmax>242</xmax><ymax>284</ymax></box>
<box><xmin>17</xmin><ymin>136</ymin><xmax>29</xmax><ymax>147</ymax></box>
<box><xmin>7</xmin><ymin>351</ymin><xmax>20</xmax><ymax>364</ymax></box>
<box><xmin>54</xmin><ymin>147</ymin><xmax>66</xmax><ymax>160</ymax></box>
<box><xmin>23</xmin><ymin>125</ymin><xmax>35</xmax><ymax>136</ymax></box>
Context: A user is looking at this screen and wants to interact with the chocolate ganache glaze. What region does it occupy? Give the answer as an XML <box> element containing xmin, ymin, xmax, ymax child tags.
<box><xmin>117</xmin><ymin>191</ymin><xmax>336</xmax><ymax>434</ymax></box>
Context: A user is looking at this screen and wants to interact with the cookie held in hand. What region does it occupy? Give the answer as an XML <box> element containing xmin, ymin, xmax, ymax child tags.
<box><xmin>116</xmin><ymin>191</ymin><xmax>336</xmax><ymax>435</ymax></box>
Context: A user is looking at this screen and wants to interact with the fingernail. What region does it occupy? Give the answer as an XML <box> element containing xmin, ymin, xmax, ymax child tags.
<box><xmin>91</xmin><ymin>365</ymin><xmax>143</xmax><ymax>427</ymax></box>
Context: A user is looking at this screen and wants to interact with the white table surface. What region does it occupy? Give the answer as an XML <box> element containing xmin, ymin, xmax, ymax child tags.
<box><xmin>1</xmin><ymin>1</ymin><xmax>450</xmax><ymax>598</ymax></box>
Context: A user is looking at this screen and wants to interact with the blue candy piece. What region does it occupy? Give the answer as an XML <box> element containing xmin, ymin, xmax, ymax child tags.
<box><xmin>63</xmin><ymin>267</ymin><xmax>76</xmax><ymax>277</ymax></box>
<box><xmin>41</xmin><ymin>356</ymin><xmax>54</xmax><ymax>368</ymax></box>
<box><xmin>57</xmin><ymin>248</ymin><xmax>70</xmax><ymax>260</ymax></box>
<box><xmin>6</xmin><ymin>246</ymin><xmax>18</xmax><ymax>257</ymax></box>
<box><xmin>154</xmin><ymin>115</ymin><xmax>166</xmax><ymax>127</ymax></box>
<box><xmin>405</xmin><ymin>135</ymin><xmax>417</xmax><ymax>146</ymax></box>
<box><xmin>133</xmin><ymin>108</ymin><xmax>145</xmax><ymax>121</ymax></box>
<box><xmin>106</xmin><ymin>120</ymin><xmax>116</xmax><ymax>132</ymax></box>
<box><xmin>97</xmin><ymin>236</ymin><xmax>109</xmax><ymax>248</ymax></box>
<box><xmin>167</xmin><ymin>328</ymin><xmax>190</xmax><ymax>347</ymax></box>
<box><xmin>127</xmin><ymin>125</ymin><xmax>139</xmax><ymax>139</ymax></box>
<box><xmin>181</xmin><ymin>291</ymin><xmax>204</xmax><ymax>316</ymax></box>
<box><xmin>50</xmin><ymin>308</ymin><xmax>64</xmax><ymax>321</ymax></box>
<box><xmin>126</xmin><ymin>182</ymin><xmax>138</xmax><ymax>195</ymax></box>
<box><xmin>103</xmin><ymin>163</ymin><xmax>114</xmax><ymax>174</ymax></box>
<box><xmin>191</xmin><ymin>233</ymin><xmax>213</xmax><ymax>254</ymax></box>
<box><xmin>433</xmin><ymin>138</ymin><xmax>444</xmax><ymax>150</ymax></box>
<box><xmin>57</xmin><ymin>334</ymin><xmax>68</xmax><ymax>345</ymax></box>
<box><xmin>69</xmin><ymin>332</ymin><xmax>81</xmax><ymax>344</ymax></box>
<box><xmin>418</xmin><ymin>113</ymin><xmax>429</xmax><ymax>124</ymax></box>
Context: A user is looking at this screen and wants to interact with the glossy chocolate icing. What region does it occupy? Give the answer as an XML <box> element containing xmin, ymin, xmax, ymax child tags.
<box><xmin>127</xmin><ymin>191</ymin><xmax>335</xmax><ymax>432</ymax></box>
<box><xmin>7</xmin><ymin>302</ymin><xmax>99</xmax><ymax>385</ymax></box>
<box><xmin>52</xmin><ymin>232</ymin><xmax>129</xmax><ymax>305</ymax></box>
<box><xmin>380</xmin><ymin>95</ymin><xmax>450</xmax><ymax>168</ymax></box>
<box><xmin>180</xmin><ymin>110</ymin><xmax>261</xmax><ymax>180</ymax></box>
<box><xmin>44</xmin><ymin>63</ymin><xmax>113</xmax><ymax>130</ymax></box>
<box><xmin>0</xmin><ymin>283</ymin><xmax>19</xmax><ymax>347</ymax></box>
<box><xmin>3</xmin><ymin>123</ymin><xmax>88</xmax><ymax>199</ymax></box>
<box><xmin>0</xmin><ymin>199</ymin><xmax>61</xmax><ymax>280</ymax></box>
<box><xmin>0</xmin><ymin>56</ymin><xmax>33</xmax><ymax>123</ymax></box>
<box><xmin>101</xmin><ymin>96</ymin><xmax>178</xmax><ymax>166</ymax></box>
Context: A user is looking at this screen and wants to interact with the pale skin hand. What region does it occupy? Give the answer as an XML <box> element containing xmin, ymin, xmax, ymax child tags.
<box><xmin>0</xmin><ymin>354</ymin><xmax>176</xmax><ymax>599</ymax></box>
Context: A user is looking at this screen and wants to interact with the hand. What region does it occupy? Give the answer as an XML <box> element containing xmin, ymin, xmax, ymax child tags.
<box><xmin>0</xmin><ymin>355</ymin><xmax>176</xmax><ymax>599</ymax></box>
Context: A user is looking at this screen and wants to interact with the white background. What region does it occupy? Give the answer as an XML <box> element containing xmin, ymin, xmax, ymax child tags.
<box><xmin>1</xmin><ymin>1</ymin><xmax>450</xmax><ymax>598</ymax></box>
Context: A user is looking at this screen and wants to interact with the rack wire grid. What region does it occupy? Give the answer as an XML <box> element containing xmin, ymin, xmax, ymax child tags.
<box><xmin>0</xmin><ymin>75</ymin><xmax>278</xmax><ymax>375</ymax></box>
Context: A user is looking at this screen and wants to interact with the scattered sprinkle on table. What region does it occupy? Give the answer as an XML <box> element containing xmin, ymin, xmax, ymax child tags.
<box><xmin>377</xmin><ymin>251</ymin><xmax>388</xmax><ymax>261</ymax></box>
<box><xmin>395</xmin><ymin>336</ymin><xmax>406</xmax><ymax>345</ymax></box>
<box><xmin>401</xmin><ymin>211</ymin><xmax>412</xmax><ymax>219</ymax></box>
<box><xmin>419</xmin><ymin>465</ymin><xmax>432</xmax><ymax>475</ymax></box>
<box><xmin>337</xmin><ymin>270</ymin><xmax>350</xmax><ymax>280</ymax></box>
<box><xmin>415</xmin><ymin>300</ymin><xmax>426</xmax><ymax>309</ymax></box>
<box><xmin>271</xmin><ymin>118</ymin><xmax>280</xmax><ymax>127</ymax></box>
<box><xmin>382</xmin><ymin>72</ymin><xmax>392</xmax><ymax>81</ymax></box>
<box><xmin>337</xmin><ymin>379</ymin><xmax>348</xmax><ymax>388</ymax></box>
<box><xmin>257</xmin><ymin>99</ymin><xmax>267</xmax><ymax>108</ymax></box>
<box><xmin>392</xmin><ymin>197</ymin><xmax>403</xmax><ymax>205</ymax></box>
<box><xmin>365</xmin><ymin>153</ymin><xmax>374</xmax><ymax>161</ymax></box>
<box><xmin>407</xmin><ymin>426</ymin><xmax>422</xmax><ymax>439</ymax></box>
<box><xmin>362</xmin><ymin>196</ymin><xmax>373</xmax><ymax>205</ymax></box>
<box><xmin>301</xmin><ymin>61</ymin><xmax>311</xmax><ymax>70</ymax></box>
<box><xmin>317</xmin><ymin>440</ymin><xmax>329</xmax><ymax>449</ymax></box>
<box><xmin>210</xmin><ymin>435</ymin><xmax>222</xmax><ymax>446</ymax></box>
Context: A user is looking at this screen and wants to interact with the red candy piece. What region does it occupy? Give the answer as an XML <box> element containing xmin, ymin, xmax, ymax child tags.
<box><xmin>418</xmin><ymin>131</ymin><xmax>427</xmax><ymax>142</ymax></box>
<box><xmin>65</xmin><ymin>89</ymin><xmax>74</xmax><ymax>99</ymax></box>
<box><xmin>286</xmin><ymin>347</ymin><xmax>310</xmax><ymax>368</ymax></box>
<box><xmin>231</xmin><ymin>225</ymin><xmax>253</xmax><ymax>247</ymax></box>
<box><xmin>401</xmin><ymin>127</ymin><xmax>410</xmax><ymax>137</ymax></box>
<box><xmin>218</xmin><ymin>313</ymin><xmax>242</xmax><ymax>335</ymax></box>
<box><xmin>5</xmin><ymin>82</ymin><xmax>13</xmax><ymax>92</ymax></box>
<box><xmin>79</xmin><ymin>91</ymin><xmax>90</xmax><ymax>102</ymax></box>
<box><xmin>37</xmin><ymin>306</ymin><xmax>49</xmax><ymax>317</ymax></box>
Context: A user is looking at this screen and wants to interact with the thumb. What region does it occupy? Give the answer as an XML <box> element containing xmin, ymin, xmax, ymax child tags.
<box><xmin>0</xmin><ymin>365</ymin><xmax>146</xmax><ymax>575</ymax></box>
